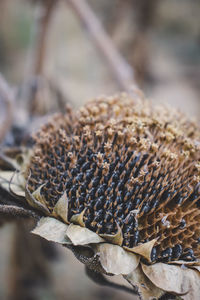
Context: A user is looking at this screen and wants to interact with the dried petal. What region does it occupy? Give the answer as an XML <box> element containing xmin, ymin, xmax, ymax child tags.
<box><xmin>96</xmin><ymin>243</ymin><xmax>140</xmax><ymax>275</ymax></box>
<box><xmin>25</xmin><ymin>183</ymin><xmax>49</xmax><ymax>214</ymax></box>
<box><xmin>124</xmin><ymin>265</ymin><xmax>164</xmax><ymax>300</ymax></box>
<box><xmin>100</xmin><ymin>223</ymin><xmax>123</xmax><ymax>246</ymax></box>
<box><xmin>32</xmin><ymin>217</ymin><xmax>71</xmax><ymax>244</ymax></box>
<box><xmin>52</xmin><ymin>191</ymin><xmax>69</xmax><ymax>224</ymax></box>
<box><xmin>125</xmin><ymin>239</ymin><xmax>157</xmax><ymax>262</ymax></box>
<box><xmin>66</xmin><ymin>224</ymin><xmax>105</xmax><ymax>245</ymax></box>
<box><xmin>142</xmin><ymin>262</ymin><xmax>200</xmax><ymax>299</ymax></box>
<box><xmin>70</xmin><ymin>208</ymin><xmax>86</xmax><ymax>227</ymax></box>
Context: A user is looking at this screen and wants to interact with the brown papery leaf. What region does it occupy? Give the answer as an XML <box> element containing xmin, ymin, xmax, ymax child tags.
<box><xmin>96</xmin><ymin>243</ymin><xmax>140</xmax><ymax>275</ymax></box>
<box><xmin>52</xmin><ymin>191</ymin><xmax>69</xmax><ymax>224</ymax></box>
<box><xmin>142</xmin><ymin>262</ymin><xmax>200</xmax><ymax>299</ymax></box>
<box><xmin>125</xmin><ymin>239</ymin><xmax>157</xmax><ymax>262</ymax></box>
<box><xmin>124</xmin><ymin>265</ymin><xmax>164</xmax><ymax>300</ymax></box>
<box><xmin>32</xmin><ymin>217</ymin><xmax>71</xmax><ymax>244</ymax></box>
<box><xmin>66</xmin><ymin>224</ymin><xmax>105</xmax><ymax>245</ymax></box>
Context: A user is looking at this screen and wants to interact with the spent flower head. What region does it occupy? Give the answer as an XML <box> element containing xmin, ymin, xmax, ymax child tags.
<box><xmin>1</xmin><ymin>93</ymin><xmax>200</xmax><ymax>299</ymax></box>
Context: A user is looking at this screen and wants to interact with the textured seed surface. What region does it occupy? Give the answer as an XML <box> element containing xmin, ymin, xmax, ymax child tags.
<box><xmin>27</xmin><ymin>94</ymin><xmax>200</xmax><ymax>263</ymax></box>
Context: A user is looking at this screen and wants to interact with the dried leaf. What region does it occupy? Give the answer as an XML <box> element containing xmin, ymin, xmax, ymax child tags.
<box><xmin>32</xmin><ymin>217</ymin><xmax>71</xmax><ymax>244</ymax></box>
<box><xmin>52</xmin><ymin>191</ymin><xmax>69</xmax><ymax>224</ymax></box>
<box><xmin>0</xmin><ymin>170</ymin><xmax>14</xmax><ymax>183</ymax></box>
<box><xmin>142</xmin><ymin>262</ymin><xmax>200</xmax><ymax>299</ymax></box>
<box><xmin>100</xmin><ymin>223</ymin><xmax>123</xmax><ymax>246</ymax></box>
<box><xmin>0</xmin><ymin>170</ymin><xmax>25</xmax><ymax>197</ymax></box>
<box><xmin>124</xmin><ymin>265</ymin><xmax>164</xmax><ymax>300</ymax></box>
<box><xmin>96</xmin><ymin>243</ymin><xmax>140</xmax><ymax>275</ymax></box>
<box><xmin>0</xmin><ymin>153</ymin><xmax>19</xmax><ymax>170</ymax></box>
<box><xmin>191</xmin><ymin>266</ymin><xmax>200</xmax><ymax>272</ymax></box>
<box><xmin>70</xmin><ymin>208</ymin><xmax>86</xmax><ymax>227</ymax></box>
<box><xmin>25</xmin><ymin>183</ymin><xmax>49</xmax><ymax>214</ymax></box>
<box><xmin>66</xmin><ymin>224</ymin><xmax>105</xmax><ymax>245</ymax></box>
<box><xmin>169</xmin><ymin>259</ymin><xmax>200</xmax><ymax>266</ymax></box>
<box><xmin>125</xmin><ymin>239</ymin><xmax>157</xmax><ymax>262</ymax></box>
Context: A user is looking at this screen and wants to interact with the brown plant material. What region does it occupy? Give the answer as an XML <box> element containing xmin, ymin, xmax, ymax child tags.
<box><xmin>27</xmin><ymin>93</ymin><xmax>200</xmax><ymax>263</ymax></box>
<box><xmin>1</xmin><ymin>93</ymin><xmax>200</xmax><ymax>299</ymax></box>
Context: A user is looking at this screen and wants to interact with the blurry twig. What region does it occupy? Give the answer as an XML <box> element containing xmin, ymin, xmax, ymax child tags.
<box><xmin>66</xmin><ymin>0</ymin><xmax>136</xmax><ymax>91</ymax></box>
<box><xmin>33</xmin><ymin>0</ymin><xmax>56</xmax><ymax>75</ymax></box>
<box><xmin>26</xmin><ymin>0</ymin><xmax>69</xmax><ymax>115</ymax></box>
<box><xmin>0</xmin><ymin>73</ymin><xmax>14</xmax><ymax>143</ymax></box>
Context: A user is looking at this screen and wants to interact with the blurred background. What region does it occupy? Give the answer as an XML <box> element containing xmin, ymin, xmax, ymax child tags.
<box><xmin>0</xmin><ymin>0</ymin><xmax>199</xmax><ymax>299</ymax></box>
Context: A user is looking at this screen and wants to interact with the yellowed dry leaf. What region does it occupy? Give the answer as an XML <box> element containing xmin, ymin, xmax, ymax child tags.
<box><xmin>142</xmin><ymin>262</ymin><xmax>200</xmax><ymax>299</ymax></box>
<box><xmin>124</xmin><ymin>265</ymin><xmax>164</xmax><ymax>300</ymax></box>
<box><xmin>32</xmin><ymin>217</ymin><xmax>71</xmax><ymax>244</ymax></box>
<box><xmin>96</xmin><ymin>243</ymin><xmax>140</xmax><ymax>275</ymax></box>
<box><xmin>32</xmin><ymin>184</ymin><xmax>47</xmax><ymax>206</ymax></box>
<box><xmin>52</xmin><ymin>191</ymin><xmax>69</xmax><ymax>224</ymax></box>
<box><xmin>100</xmin><ymin>223</ymin><xmax>123</xmax><ymax>246</ymax></box>
<box><xmin>125</xmin><ymin>239</ymin><xmax>157</xmax><ymax>262</ymax></box>
<box><xmin>66</xmin><ymin>224</ymin><xmax>105</xmax><ymax>245</ymax></box>
<box><xmin>191</xmin><ymin>266</ymin><xmax>200</xmax><ymax>272</ymax></box>
<box><xmin>70</xmin><ymin>208</ymin><xmax>86</xmax><ymax>227</ymax></box>
<box><xmin>0</xmin><ymin>170</ymin><xmax>25</xmax><ymax>197</ymax></box>
<box><xmin>25</xmin><ymin>183</ymin><xmax>49</xmax><ymax>214</ymax></box>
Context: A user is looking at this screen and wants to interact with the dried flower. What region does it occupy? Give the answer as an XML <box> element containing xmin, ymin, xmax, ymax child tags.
<box><xmin>1</xmin><ymin>93</ymin><xmax>200</xmax><ymax>299</ymax></box>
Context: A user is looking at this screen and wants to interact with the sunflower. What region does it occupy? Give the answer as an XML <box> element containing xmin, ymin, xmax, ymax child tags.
<box><xmin>1</xmin><ymin>93</ymin><xmax>200</xmax><ymax>299</ymax></box>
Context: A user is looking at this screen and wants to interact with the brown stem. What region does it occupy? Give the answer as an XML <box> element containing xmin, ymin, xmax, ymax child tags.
<box><xmin>0</xmin><ymin>204</ymin><xmax>40</xmax><ymax>220</ymax></box>
<box><xmin>66</xmin><ymin>0</ymin><xmax>136</xmax><ymax>92</ymax></box>
<box><xmin>33</xmin><ymin>0</ymin><xmax>56</xmax><ymax>75</ymax></box>
<box><xmin>85</xmin><ymin>266</ymin><xmax>139</xmax><ymax>296</ymax></box>
<box><xmin>0</xmin><ymin>73</ymin><xmax>14</xmax><ymax>143</ymax></box>
<box><xmin>123</xmin><ymin>0</ymin><xmax>158</xmax><ymax>84</ymax></box>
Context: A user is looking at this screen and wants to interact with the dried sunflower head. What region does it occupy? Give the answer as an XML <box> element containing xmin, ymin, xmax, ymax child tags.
<box><xmin>1</xmin><ymin>93</ymin><xmax>200</xmax><ymax>299</ymax></box>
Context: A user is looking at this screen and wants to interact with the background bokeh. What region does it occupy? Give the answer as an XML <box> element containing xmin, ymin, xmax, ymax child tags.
<box><xmin>0</xmin><ymin>0</ymin><xmax>199</xmax><ymax>299</ymax></box>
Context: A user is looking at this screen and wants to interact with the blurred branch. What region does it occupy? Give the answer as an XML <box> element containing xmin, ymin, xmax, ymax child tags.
<box><xmin>0</xmin><ymin>73</ymin><xmax>14</xmax><ymax>143</ymax></box>
<box><xmin>66</xmin><ymin>0</ymin><xmax>136</xmax><ymax>91</ymax></box>
<box><xmin>33</xmin><ymin>0</ymin><xmax>56</xmax><ymax>75</ymax></box>
<box><xmin>27</xmin><ymin>1</ymin><xmax>70</xmax><ymax>115</ymax></box>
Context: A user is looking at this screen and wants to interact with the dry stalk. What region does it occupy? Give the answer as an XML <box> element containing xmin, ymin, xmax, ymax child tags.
<box><xmin>66</xmin><ymin>0</ymin><xmax>136</xmax><ymax>92</ymax></box>
<box><xmin>0</xmin><ymin>73</ymin><xmax>14</xmax><ymax>143</ymax></box>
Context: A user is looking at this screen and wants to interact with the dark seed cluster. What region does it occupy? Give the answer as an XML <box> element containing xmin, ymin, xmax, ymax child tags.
<box><xmin>27</xmin><ymin>93</ymin><xmax>200</xmax><ymax>263</ymax></box>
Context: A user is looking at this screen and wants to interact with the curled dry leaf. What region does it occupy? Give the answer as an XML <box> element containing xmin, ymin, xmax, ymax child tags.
<box><xmin>52</xmin><ymin>191</ymin><xmax>69</xmax><ymax>224</ymax></box>
<box><xmin>95</xmin><ymin>243</ymin><xmax>140</xmax><ymax>275</ymax></box>
<box><xmin>70</xmin><ymin>208</ymin><xmax>86</xmax><ymax>227</ymax></box>
<box><xmin>125</xmin><ymin>239</ymin><xmax>157</xmax><ymax>262</ymax></box>
<box><xmin>100</xmin><ymin>223</ymin><xmax>123</xmax><ymax>246</ymax></box>
<box><xmin>142</xmin><ymin>262</ymin><xmax>200</xmax><ymax>299</ymax></box>
<box><xmin>0</xmin><ymin>170</ymin><xmax>25</xmax><ymax>197</ymax></box>
<box><xmin>32</xmin><ymin>184</ymin><xmax>48</xmax><ymax>207</ymax></box>
<box><xmin>66</xmin><ymin>224</ymin><xmax>105</xmax><ymax>246</ymax></box>
<box><xmin>32</xmin><ymin>217</ymin><xmax>71</xmax><ymax>244</ymax></box>
<box><xmin>124</xmin><ymin>265</ymin><xmax>164</xmax><ymax>300</ymax></box>
<box><xmin>25</xmin><ymin>183</ymin><xmax>49</xmax><ymax>214</ymax></box>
